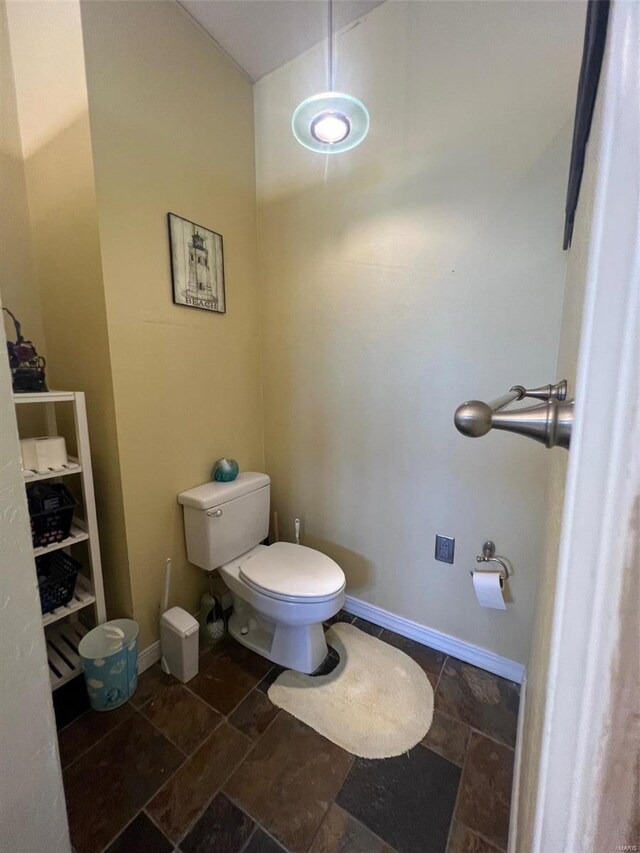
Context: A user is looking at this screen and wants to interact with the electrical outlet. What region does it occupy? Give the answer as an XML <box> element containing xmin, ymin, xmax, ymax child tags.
<box><xmin>435</xmin><ymin>534</ymin><xmax>455</xmax><ymax>563</ymax></box>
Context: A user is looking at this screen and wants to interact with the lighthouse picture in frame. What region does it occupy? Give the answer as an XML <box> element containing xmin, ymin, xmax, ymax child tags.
<box><xmin>168</xmin><ymin>212</ymin><xmax>226</xmax><ymax>313</ymax></box>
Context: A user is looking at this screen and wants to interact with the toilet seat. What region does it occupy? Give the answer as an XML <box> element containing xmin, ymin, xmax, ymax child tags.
<box><xmin>239</xmin><ymin>542</ymin><xmax>345</xmax><ymax>603</ymax></box>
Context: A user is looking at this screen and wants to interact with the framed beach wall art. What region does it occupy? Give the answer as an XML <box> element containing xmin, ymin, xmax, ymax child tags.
<box><xmin>168</xmin><ymin>212</ymin><xmax>226</xmax><ymax>313</ymax></box>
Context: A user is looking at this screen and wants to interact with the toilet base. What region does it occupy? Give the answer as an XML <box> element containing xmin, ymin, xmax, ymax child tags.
<box><xmin>227</xmin><ymin>604</ymin><xmax>328</xmax><ymax>674</ymax></box>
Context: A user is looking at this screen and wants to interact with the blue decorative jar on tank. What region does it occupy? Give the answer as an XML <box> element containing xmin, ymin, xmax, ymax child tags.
<box><xmin>211</xmin><ymin>458</ymin><xmax>239</xmax><ymax>482</ymax></box>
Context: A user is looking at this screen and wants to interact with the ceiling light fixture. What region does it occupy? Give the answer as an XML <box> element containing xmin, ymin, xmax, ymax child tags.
<box><xmin>291</xmin><ymin>0</ymin><xmax>369</xmax><ymax>154</ymax></box>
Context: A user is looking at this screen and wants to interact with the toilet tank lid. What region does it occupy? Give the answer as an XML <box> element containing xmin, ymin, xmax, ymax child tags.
<box><xmin>178</xmin><ymin>472</ymin><xmax>270</xmax><ymax>510</ymax></box>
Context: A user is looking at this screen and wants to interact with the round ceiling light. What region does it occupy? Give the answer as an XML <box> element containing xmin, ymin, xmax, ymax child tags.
<box><xmin>311</xmin><ymin>110</ymin><xmax>350</xmax><ymax>144</ymax></box>
<box><xmin>292</xmin><ymin>92</ymin><xmax>369</xmax><ymax>154</ymax></box>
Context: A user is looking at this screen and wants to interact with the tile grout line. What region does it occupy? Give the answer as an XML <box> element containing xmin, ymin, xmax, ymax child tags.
<box><xmin>144</xmin><ymin>803</ymin><xmax>185</xmax><ymax>851</ymax></box>
<box><xmin>64</xmin><ymin>648</ymin><xmax>277</xmax><ymax>850</ymax></box>
<box><xmin>303</xmin><ymin>744</ymin><xmax>359</xmax><ymax>852</ymax></box>
<box><xmin>214</xmin><ymin>704</ymin><xmax>285</xmax><ymax>800</ymax></box>
<box><xmin>465</xmin><ymin>722</ymin><xmax>516</xmax><ymax>752</ymax></box>
<box><xmin>437</xmin><ymin>699</ymin><xmax>515</xmax><ymax>740</ymax></box>
<box><xmin>434</xmin><ymin>705</ymin><xmax>517</xmax><ymax>752</ymax></box>
<box><xmin>57</xmin><ymin>705</ymin><xmax>92</xmax><ymax>736</ymax></box>
<box><xmin>462</xmin><ymin>733</ymin><xmax>512</xmax><ymax>852</ymax></box>
<box><xmin>95</xmin><ymin>656</ymin><xmax>278</xmax><ymax>851</ymax></box>
<box><xmin>443</xmin><ymin>715</ymin><xmax>472</xmax><ymax>853</ymax></box>
<box><xmin>170</xmin><ymin>702</ymin><xmax>285</xmax><ymax>848</ymax></box>
<box><xmin>137</xmin><ymin>673</ymin><xmax>229</xmax><ymax>718</ymax></box>
<box><xmin>471</xmin><ymin>824</ymin><xmax>508</xmax><ymax>853</ymax></box>
<box><xmin>329</xmin><ymin>803</ymin><xmax>400</xmax><ymax>853</ymax></box>
<box><xmin>417</xmin><ymin>739</ymin><xmax>465</xmax><ymax>769</ymax></box>
<box><xmin>61</xmin><ymin>704</ymin><xmax>141</xmax><ymax>775</ymax></box>
<box><xmin>82</xmin><ymin>627</ymin><xmax>514</xmax><ymax>853</ymax></box>
<box><xmin>93</xmin><ymin>710</ymin><xmax>192</xmax><ymax>851</ymax></box>
<box><xmin>445</xmin><ymin>818</ymin><xmax>507</xmax><ymax>853</ymax></box>
<box><xmin>179</xmin><ymin>651</ymin><xmax>277</xmax><ymax>718</ymax></box>
<box><xmin>64</xmin><ymin>648</ymin><xmax>265</xmax><ymax>778</ymax></box>
<box><xmin>139</xmin><ymin>717</ymin><xmax>191</xmax><ymax>761</ymax></box>
<box><xmin>220</xmin><ymin>706</ymin><xmax>359</xmax><ymax>852</ymax></box>
<box><xmin>138</xmin><ymin>653</ymin><xmax>278</xmax><ymax>746</ymax></box>
<box><xmin>97</xmin><ymin>794</ymin><xmax>173</xmax><ymax>853</ymax></box>
<box><xmin>442</xmin><ymin>734</ymin><xmax>511</xmax><ymax>853</ymax></box>
<box><xmin>416</xmin><ymin>704</ymin><xmax>515</xmax><ymax>849</ymax></box>
<box><xmin>431</xmin><ymin>661</ymin><xmax>518</xmax><ymax>751</ymax></box>
<box><xmin>136</xmin><ymin>691</ymin><xmax>225</xmax><ymax>757</ymax></box>
<box><xmin>234</xmin><ymin>802</ymin><xmax>289</xmax><ymax>853</ymax></box>
<box><xmin>215</xmin><ymin>677</ymin><xmax>276</xmax><ymax>720</ymax></box>
<box><xmin>184</xmin><ymin>623</ymin><xmax>447</xmax><ymax>850</ymax></box>
<box><xmin>145</xmin><ymin>723</ymin><xmax>254</xmax><ymax>849</ymax></box>
<box><xmin>434</xmin><ymin>654</ymin><xmax>447</xmax><ymax>694</ymax></box>
<box><xmin>236</xmin><ymin>824</ymin><xmax>260</xmax><ymax>853</ymax></box>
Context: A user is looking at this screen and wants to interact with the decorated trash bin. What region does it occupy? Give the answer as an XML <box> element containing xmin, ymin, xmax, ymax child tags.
<box><xmin>79</xmin><ymin>619</ymin><xmax>139</xmax><ymax>711</ymax></box>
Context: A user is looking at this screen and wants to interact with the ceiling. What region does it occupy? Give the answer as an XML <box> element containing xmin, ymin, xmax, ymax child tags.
<box><xmin>179</xmin><ymin>0</ymin><xmax>384</xmax><ymax>82</ymax></box>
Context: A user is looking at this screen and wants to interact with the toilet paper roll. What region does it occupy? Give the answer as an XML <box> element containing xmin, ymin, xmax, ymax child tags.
<box><xmin>472</xmin><ymin>571</ymin><xmax>506</xmax><ymax>610</ymax></box>
<box><xmin>20</xmin><ymin>436</ymin><xmax>68</xmax><ymax>472</ymax></box>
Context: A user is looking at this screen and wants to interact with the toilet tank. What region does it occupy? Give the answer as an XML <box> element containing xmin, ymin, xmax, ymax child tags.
<box><xmin>178</xmin><ymin>473</ymin><xmax>270</xmax><ymax>571</ymax></box>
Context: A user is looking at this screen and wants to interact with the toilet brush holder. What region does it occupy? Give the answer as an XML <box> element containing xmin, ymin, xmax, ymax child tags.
<box><xmin>199</xmin><ymin>592</ymin><xmax>226</xmax><ymax>644</ymax></box>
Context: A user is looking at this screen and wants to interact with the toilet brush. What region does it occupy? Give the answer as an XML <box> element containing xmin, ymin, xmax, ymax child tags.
<box><xmin>161</xmin><ymin>557</ymin><xmax>171</xmax><ymax>616</ymax></box>
<box><xmin>160</xmin><ymin>558</ymin><xmax>172</xmax><ymax>675</ymax></box>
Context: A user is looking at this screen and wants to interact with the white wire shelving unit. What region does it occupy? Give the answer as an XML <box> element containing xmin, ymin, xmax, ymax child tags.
<box><xmin>14</xmin><ymin>391</ymin><xmax>106</xmax><ymax>689</ymax></box>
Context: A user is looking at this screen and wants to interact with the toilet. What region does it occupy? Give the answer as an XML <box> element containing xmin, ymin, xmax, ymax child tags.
<box><xmin>178</xmin><ymin>473</ymin><xmax>345</xmax><ymax>673</ymax></box>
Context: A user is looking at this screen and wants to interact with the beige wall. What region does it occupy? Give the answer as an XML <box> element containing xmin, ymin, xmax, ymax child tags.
<box><xmin>0</xmin><ymin>0</ymin><xmax>45</xmax><ymax>365</ymax></box>
<box><xmin>80</xmin><ymin>0</ymin><xmax>263</xmax><ymax>647</ymax></box>
<box><xmin>0</xmin><ymin>0</ymin><xmax>45</xmax><ymax>442</ymax></box>
<box><xmin>4</xmin><ymin>0</ymin><xmax>261</xmax><ymax>650</ymax></box>
<box><xmin>4</xmin><ymin>0</ymin><xmax>584</xmax><ymax>667</ymax></box>
<box><xmin>5</xmin><ymin>0</ymin><xmax>133</xmax><ymax>622</ymax></box>
<box><xmin>254</xmin><ymin>0</ymin><xmax>584</xmax><ymax>664</ymax></box>
<box><xmin>0</xmin><ymin>7</ymin><xmax>69</xmax><ymax>847</ymax></box>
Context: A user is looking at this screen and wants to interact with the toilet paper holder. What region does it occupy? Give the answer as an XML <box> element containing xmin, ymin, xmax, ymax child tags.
<box><xmin>471</xmin><ymin>541</ymin><xmax>511</xmax><ymax>580</ymax></box>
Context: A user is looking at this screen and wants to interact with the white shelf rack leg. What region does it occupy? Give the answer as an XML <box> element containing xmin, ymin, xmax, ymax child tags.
<box><xmin>73</xmin><ymin>392</ymin><xmax>106</xmax><ymax>624</ymax></box>
<box><xmin>44</xmin><ymin>401</ymin><xmax>57</xmax><ymax>436</ymax></box>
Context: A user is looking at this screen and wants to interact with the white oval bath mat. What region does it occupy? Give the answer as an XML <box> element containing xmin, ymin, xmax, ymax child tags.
<box><xmin>268</xmin><ymin>622</ymin><xmax>434</xmax><ymax>758</ymax></box>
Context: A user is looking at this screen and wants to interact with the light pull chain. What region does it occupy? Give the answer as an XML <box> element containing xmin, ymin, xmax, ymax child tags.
<box><xmin>291</xmin><ymin>0</ymin><xmax>369</xmax><ymax>154</ymax></box>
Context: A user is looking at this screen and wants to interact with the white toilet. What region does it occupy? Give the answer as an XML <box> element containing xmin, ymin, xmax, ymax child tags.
<box><xmin>178</xmin><ymin>473</ymin><xmax>345</xmax><ymax>673</ymax></box>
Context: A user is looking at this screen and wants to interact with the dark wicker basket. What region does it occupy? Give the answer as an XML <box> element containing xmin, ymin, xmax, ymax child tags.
<box><xmin>36</xmin><ymin>551</ymin><xmax>80</xmax><ymax>614</ymax></box>
<box><xmin>27</xmin><ymin>483</ymin><xmax>76</xmax><ymax>548</ymax></box>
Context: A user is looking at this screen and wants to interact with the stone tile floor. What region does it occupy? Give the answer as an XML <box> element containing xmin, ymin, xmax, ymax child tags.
<box><xmin>55</xmin><ymin>610</ymin><xmax>519</xmax><ymax>853</ymax></box>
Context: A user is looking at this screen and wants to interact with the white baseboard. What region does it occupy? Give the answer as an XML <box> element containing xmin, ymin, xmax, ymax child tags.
<box><xmin>343</xmin><ymin>594</ymin><xmax>526</xmax><ymax>684</ymax></box>
<box><xmin>138</xmin><ymin>597</ymin><xmax>526</xmax><ymax>683</ymax></box>
<box><xmin>137</xmin><ymin>640</ymin><xmax>161</xmax><ymax>674</ymax></box>
<box><xmin>508</xmin><ymin>674</ymin><xmax>527</xmax><ymax>853</ymax></box>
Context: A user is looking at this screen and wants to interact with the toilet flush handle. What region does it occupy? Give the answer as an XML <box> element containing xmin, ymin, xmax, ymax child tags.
<box><xmin>207</xmin><ymin>508</ymin><xmax>223</xmax><ymax>518</ymax></box>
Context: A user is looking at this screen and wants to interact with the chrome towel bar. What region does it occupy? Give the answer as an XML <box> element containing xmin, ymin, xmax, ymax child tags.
<box><xmin>454</xmin><ymin>380</ymin><xmax>573</xmax><ymax>449</ymax></box>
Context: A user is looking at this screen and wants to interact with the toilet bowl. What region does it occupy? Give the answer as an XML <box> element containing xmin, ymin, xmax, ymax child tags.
<box><xmin>178</xmin><ymin>473</ymin><xmax>346</xmax><ymax>673</ymax></box>
<box><xmin>221</xmin><ymin>542</ymin><xmax>345</xmax><ymax>672</ymax></box>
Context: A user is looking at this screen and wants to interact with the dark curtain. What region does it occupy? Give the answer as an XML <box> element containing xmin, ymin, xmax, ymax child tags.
<box><xmin>563</xmin><ymin>0</ymin><xmax>610</xmax><ymax>250</ymax></box>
